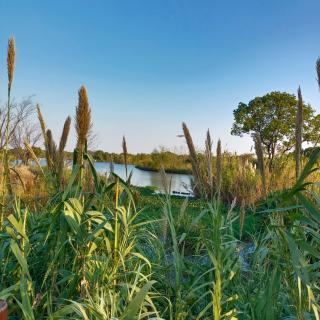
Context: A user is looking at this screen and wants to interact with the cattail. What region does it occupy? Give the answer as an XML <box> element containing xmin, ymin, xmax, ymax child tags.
<box><xmin>216</xmin><ymin>139</ymin><xmax>222</xmax><ymax>193</ymax></box>
<box><xmin>205</xmin><ymin>129</ymin><xmax>213</xmax><ymax>194</ymax></box>
<box><xmin>75</xmin><ymin>86</ymin><xmax>92</xmax><ymax>152</ymax></box>
<box><xmin>7</xmin><ymin>37</ymin><xmax>15</xmax><ymax>92</ymax></box>
<box><xmin>295</xmin><ymin>87</ymin><xmax>303</xmax><ymax>180</ymax></box>
<box><xmin>122</xmin><ymin>136</ymin><xmax>128</xmax><ymax>179</ymax></box>
<box><xmin>182</xmin><ymin>122</ymin><xmax>203</xmax><ymax>197</ymax></box>
<box><xmin>316</xmin><ymin>58</ymin><xmax>320</xmax><ymax>90</ymax></box>
<box><xmin>253</xmin><ymin>132</ymin><xmax>267</xmax><ymax>197</ymax></box>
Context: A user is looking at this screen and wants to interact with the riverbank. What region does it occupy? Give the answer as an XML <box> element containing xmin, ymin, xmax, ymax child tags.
<box><xmin>134</xmin><ymin>165</ymin><xmax>192</xmax><ymax>175</ymax></box>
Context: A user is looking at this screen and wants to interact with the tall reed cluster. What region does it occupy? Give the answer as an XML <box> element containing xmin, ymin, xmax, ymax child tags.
<box><xmin>36</xmin><ymin>106</ymin><xmax>71</xmax><ymax>188</ymax></box>
<box><xmin>1</xmin><ymin>36</ymin><xmax>320</xmax><ymax>320</ymax></box>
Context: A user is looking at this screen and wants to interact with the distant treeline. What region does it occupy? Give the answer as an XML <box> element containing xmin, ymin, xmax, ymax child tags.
<box><xmin>90</xmin><ymin>149</ymin><xmax>193</xmax><ymax>174</ymax></box>
<box><xmin>8</xmin><ymin>147</ymin><xmax>193</xmax><ymax>174</ymax></box>
<box><xmin>8</xmin><ymin>145</ymin><xmax>317</xmax><ymax>177</ymax></box>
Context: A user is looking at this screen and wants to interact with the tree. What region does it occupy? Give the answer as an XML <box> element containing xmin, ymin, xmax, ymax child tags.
<box><xmin>0</xmin><ymin>98</ymin><xmax>36</xmax><ymax>149</ymax></box>
<box><xmin>231</xmin><ymin>91</ymin><xmax>319</xmax><ymax>166</ymax></box>
<box><xmin>0</xmin><ymin>98</ymin><xmax>43</xmax><ymax>164</ymax></box>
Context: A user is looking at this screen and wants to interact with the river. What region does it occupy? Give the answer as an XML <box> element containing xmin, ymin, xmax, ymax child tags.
<box><xmin>16</xmin><ymin>159</ymin><xmax>193</xmax><ymax>195</ymax></box>
<box><xmin>95</xmin><ymin>162</ymin><xmax>193</xmax><ymax>195</ymax></box>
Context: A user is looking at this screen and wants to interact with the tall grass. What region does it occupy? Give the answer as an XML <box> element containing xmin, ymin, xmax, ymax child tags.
<box><xmin>1</xmin><ymin>37</ymin><xmax>320</xmax><ymax>320</ymax></box>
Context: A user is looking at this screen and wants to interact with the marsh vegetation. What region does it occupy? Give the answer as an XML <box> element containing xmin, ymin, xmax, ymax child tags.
<box><xmin>0</xmin><ymin>37</ymin><xmax>320</xmax><ymax>319</ymax></box>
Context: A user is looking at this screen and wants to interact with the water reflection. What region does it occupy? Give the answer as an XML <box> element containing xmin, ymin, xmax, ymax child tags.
<box><xmin>14</xmin><ymin>159</ymin><xmax>193</xmax><ymax>194</ymax></box>
<box><xmin>95</xmin><ymin>162</ymin><xmax>192</xmax><ymax>194</ymax></box>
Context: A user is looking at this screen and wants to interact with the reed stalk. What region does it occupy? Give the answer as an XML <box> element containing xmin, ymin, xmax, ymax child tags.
<box><xmin>113</xmin><ymin>178</ymin><xmax>120</xmax><ymax>287</ymax></box>
<box><xmin>36</xmin><ymin>104</ymin><xmax>51</xmax><ymax>167</ymax></box>
<box><xmin>205</xmin><ymin>130</ymin><xmax>213</xmax><ymax>198</ymax></box>
<box><xmin>46</xmin><ymin>129</ymin><xmax>56</xmax><ymax>173</ymax></box>
<box><xmin>57</xmin><ymin>116</ymin><xmax>71</xmax><ymax>184</ymax></box>
<box><xmin>216</xmin><ymin>139</ymin><xmax>222</xmax><ymax>195</ymax></box>
<box><xmin>122</xmin><ymin>136</ymin><xmax>128</xmax><ymax>179</ymax></box>
<box><xmin>182</xmin><ymin>122</ymin><xmax>203</xmax><ymax>197</ymax></box>
<box><xmin>295</xmin><ymin>87</ymin><xmax>303</xmax><ymax>180</ymax></box>
<box><xmin>3</xmin><ymin>37</ymin><xmax>15</xmax><ymax>197</ymax></box>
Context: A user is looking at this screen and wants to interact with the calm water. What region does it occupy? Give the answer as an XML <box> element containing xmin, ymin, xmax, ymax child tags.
<box><xmin>95</xmin><ymin>162</ymin><xmax>193</xmax><ymax>194</ymax></box>
<box><xmin>16</xmin><ymin>159</ymin><xmax>193</xmax><ymax>194</ymax></box>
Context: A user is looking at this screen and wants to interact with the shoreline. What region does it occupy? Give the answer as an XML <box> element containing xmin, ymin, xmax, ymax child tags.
<box><xmin>135</xmin><ymin>165</ymin><xmax>192</xmax><ymax>175</ymax></box>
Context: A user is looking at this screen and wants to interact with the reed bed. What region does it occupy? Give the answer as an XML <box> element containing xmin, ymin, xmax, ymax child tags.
<box><xmin>0</xmin><ymin>37</ymin><xmax>320</xmax><ymax>320</ymax></box>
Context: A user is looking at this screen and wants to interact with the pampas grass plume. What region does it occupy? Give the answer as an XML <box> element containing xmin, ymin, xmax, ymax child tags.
<box><xmin>7</xmin><ymin>37</ymin><xmax>15</xmax><ymax>91</ymax></box>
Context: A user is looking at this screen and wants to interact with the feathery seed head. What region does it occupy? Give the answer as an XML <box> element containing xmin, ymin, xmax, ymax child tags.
<box><xmin>7</xmin><ymin>37</ymin><xmax>15</xmax><ymax>90</ymax></box>
<box><xmin>76</xmin><ymin>85</ymin><xmax>92</xmax><ymax>150</ymax></box>
<box><xmin>36</xmin><ymin>104</ymin><xmax>47</xmax><ymax>140</ymax></box>
<box><xmin>46</xmin><ymin>129</ymin><xmax>57</xmax><ymax>165</ymax></box>
<box><xmin>59</xmin><ymin>116</ymin><xmax>71</xmax><ymax>154</ymax></box>
<box><xmin>182</xmin><ymin>122</ymin><xmax>203</xmax><ymax>197</ymax></box>
<box><xmin>122</xmin><ymin>136</ymin><xmax>128</xmax><ymax>178</ymax></box>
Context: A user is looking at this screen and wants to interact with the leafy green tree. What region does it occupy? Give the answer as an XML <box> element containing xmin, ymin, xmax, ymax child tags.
<box><xmin>231</xmin><ymin>91</ymin><xmax>319</xmax><ymax>165</ymax></box>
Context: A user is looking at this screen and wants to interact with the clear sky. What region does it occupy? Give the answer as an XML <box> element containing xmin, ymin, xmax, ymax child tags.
<box><xmin>0</xmin><ymin>0</ymin><xmax>319</xmax><ymax>154</ymax></box>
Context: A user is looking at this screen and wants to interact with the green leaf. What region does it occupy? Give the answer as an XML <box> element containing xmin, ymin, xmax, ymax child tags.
<box><xmin>121</xmin><ymin>281</ymin><xmax>156</xmax><ymax>320</ymax></box>
<box><xmin>20</xmin><ymin>275</ymin><xmax>35</xmax><ymax>320</ymax></box>
<box><xmin>296</xmin><ymin>193</ymin><xmax>320</xmax><ymax>224</ymax></box>
<box><xmin>10</xmin><ymin>240</ymin><xmax>30</xmax><ymax>279</ymax></box>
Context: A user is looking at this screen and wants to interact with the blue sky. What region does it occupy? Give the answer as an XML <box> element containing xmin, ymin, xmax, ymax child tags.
<box><xmin>0</xmin><ymin>0</ymin><xmax>319</xmax><ymax>153</ymax></box>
